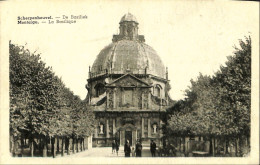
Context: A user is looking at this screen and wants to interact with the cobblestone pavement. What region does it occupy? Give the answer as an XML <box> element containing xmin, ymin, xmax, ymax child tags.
<box><xmin>62</xmin><ymin>147</ymin><xmax>152</xmax><ymax>157</ymax></box>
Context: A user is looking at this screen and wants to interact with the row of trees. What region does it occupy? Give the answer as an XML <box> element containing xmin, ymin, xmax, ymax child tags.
<box><xmin>9</xmin><ymin>42</ymin><xmax>96</xmax><ymax>157</ymax></box>
<box><xmin>164</xmin><ymin>36</ymin><xmax>251</xmax><ymax>156</ymax></box>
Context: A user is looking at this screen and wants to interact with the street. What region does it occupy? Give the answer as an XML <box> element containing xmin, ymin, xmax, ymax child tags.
<box><xmin>61</xmin><ymin>147</ymin><xmax>152</xmax><ymax>157</ymax></box>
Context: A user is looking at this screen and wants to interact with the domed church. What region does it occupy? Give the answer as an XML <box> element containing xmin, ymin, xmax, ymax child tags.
<box><xmin>86</xmin><ymin>13</ymin><xmax>172</xmax><ymax>147</ymax></box>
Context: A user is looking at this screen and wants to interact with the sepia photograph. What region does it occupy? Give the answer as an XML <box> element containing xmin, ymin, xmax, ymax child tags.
<box><xmin>0</xmin><ymin>0</ymin><xmax>259</xmax><ymax>164</ymax></box>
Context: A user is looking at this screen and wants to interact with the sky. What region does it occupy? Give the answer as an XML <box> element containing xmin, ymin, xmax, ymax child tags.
<box><xmin>3</xmin><ymin>0</ymin><xmax>259</xmax><ymax>101</ymax></box>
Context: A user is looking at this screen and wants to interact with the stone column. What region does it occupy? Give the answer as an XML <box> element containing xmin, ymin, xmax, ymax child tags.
<box><xmin>133</xmin><ymin>88</ymin><xmax>136</xmax><ymax>107</ymax></box>
<box><xmin>141</xmin><ymin>93</ymin><xmax>144</xmax><ymax>109</ymax></box>
<box><xmin>148</xmin><ymin>92</ymin><xmax>151</xmax><ymax>108</ymax></box>
<box><xmin>159</xmin><ymin>119</ymin><xmax>163</xmax><ymax>138</ymax></box>
<box><xmin>141</xmin><ymin>117</ymin><xmax>144</xmax><ymax>138</ymax></box>
<box><xmin>95</xmin><ymin>127</ymin><xmax>98</xmax><ymax>138</ymax></box>
<box><xmin>132</xmin><ymin>130</ymin><xmax>137</xmax><ymax>146</ymax></box>
<box><xmin>113</xmin><ymin>89</ymin><xmax>116</xmax><ymax>109</ymax></box>
<box><xmin>106</xmin><ymin>90</ymin><xmax>109</xmax><ymax>109</ymax></box>
<box><xmin>122</xmin><ymin>88</ymin><xmax>125</xmax><ymax>106</ymax></box>
<box><xmin>120</xmin><ymin>131</ymin><xmax>124</xmax><ymax>146</ymax></box>
<box><xmin>148</xmin><ymin>118</ymin><xmax>151</xmax><ymax>137</ymax></box>
<box><xmin>106</xmin><ymin>119</ymin><xmax>109</xmax><ymax>138</ymax></box>
<box><xmin>112</xmin><ymin>119</ymin><xmax>116</xmax><ymax>136</ymax></box>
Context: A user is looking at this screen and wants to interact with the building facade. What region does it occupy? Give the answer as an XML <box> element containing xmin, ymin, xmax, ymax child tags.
<box><xmin>86</xmin><ymin>13</ymin><xmax>172</xmax><ymax>147</ymax></box>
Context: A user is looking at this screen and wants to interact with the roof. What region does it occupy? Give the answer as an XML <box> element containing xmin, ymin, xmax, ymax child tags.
<box><xmin>91</xmin><ymin>40</ymin><xmax>166</xmax><ymax>79</ymax></box>
<box><xmin>120</xmin><ymin>13</ymin><xmax>138</xmax><ymax>23</ymax></box>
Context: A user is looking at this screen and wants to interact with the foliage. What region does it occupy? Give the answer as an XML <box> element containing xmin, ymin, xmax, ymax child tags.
<box><xmin>166</xmin><ymin>36</ymin><xmax>251</xmax><ymax>137</ymax></box>
<box><xmin>9</xmin><ymin>42</ymin><xmax>95</xmax><ymax>141</ymax></box>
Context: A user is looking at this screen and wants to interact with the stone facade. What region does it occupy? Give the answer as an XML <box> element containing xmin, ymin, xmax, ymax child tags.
<box><xmin>93</xmin><ymin>112</ymin><xmax>163</xmax><ymax>147</ymax></box>
<box><xmin>86</xmin><ymin>13</ymin><xmax>171</xmax><ymax>147</ymax></box>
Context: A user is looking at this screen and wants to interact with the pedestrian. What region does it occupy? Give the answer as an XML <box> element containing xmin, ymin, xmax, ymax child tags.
<box><xmin>150</xmin><ymin>140</ymin><xmax>156</xmax><ymax>157</ymax></box>
<box><xmin>124</xmin><ymin>140</ymin><xmax>131</xmax><ymax>157</ymax></box>
<box><xmin>135</xmin><ymin>140</ymin><xmax>142</xmax><ymax>157</ymax></box>
<box><xmin>115</xmin><ymin>140</ymin><xmax>119</xmax><ymax>156</ymax></box>
<box><xmin>112</xmin><ymin>140</ymin><xmax>116</xmax><ymax>154</ymax></box>
<box><xmin>131</xmin><ymin>146</ymin><xmax>135</xmax><ymax>157</ymax></box>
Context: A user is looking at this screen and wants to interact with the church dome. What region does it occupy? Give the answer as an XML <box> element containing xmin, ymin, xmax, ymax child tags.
<box><xmin>91</xmin><ymin>40</ymin><xmax>166</xmax><ymax>79</ymax></box>
<box><xmin>90</xmin><ymin>14</ymin><xmax>166</xmax><ymax>79</ymax></box>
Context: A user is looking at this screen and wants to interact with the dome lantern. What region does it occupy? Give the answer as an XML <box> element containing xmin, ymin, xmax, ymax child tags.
<box><xmin>120</xmin><ymin>13</ymin><xmax>138</xmax><ymax>24</ymax></box>
<box><xmin>113</xmin><ymin>13</ymin><xmax>144</xmax><ymax>42</ymax></box>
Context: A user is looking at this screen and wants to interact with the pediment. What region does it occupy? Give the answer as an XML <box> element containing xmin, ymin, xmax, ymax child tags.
<box><xmin>106</xmin><ymin>74</ymin><xmax>151</xmax><ymax>87</ymax></box>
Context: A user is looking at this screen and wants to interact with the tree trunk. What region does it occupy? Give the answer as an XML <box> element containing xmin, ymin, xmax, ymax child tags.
<box><xmin>39</xmin><ymin>138</ymin><xmax>42</xmax><ymax>152</ymax></box>
<box><xmin>234</xmin><ymin>137</ymin><xmax>237</xmax><ymax>156</ymax></box>
<box><xmin>76</xmin><ymin>138</ymin><xmax>79</xmax><ymax>152</ymax></box>
<box><xmin>79</xmin><ymin>138</ymin><xmax>81</xmax><ymax>152</ymax></box>
<box><xmin>226</xmin><ymin>137</ymin><xmax>229</xmax><ymax>154</ymax></box>
<box><xmin>82</xmin><ymin>138</ymin><xmax>85</xmax><ymax>151</ymax></box>
<box><xmin>30</xmin><ymin>138</ymin><xmax>34</xmax><ymax>157</ymax></box>
<box><xmin>223</xmin><ymin>138</ymin><xmax>226</xmax><ymax>155</ymax></box>
<box><xmin>14</xmin><ymin>137</ymin><xmax>19</xmax><ymax>157</ymax></box>
<box><xmin>67</xmin><ymin>138</ymin><xmax>71</xmax><ymax>155</ymax></box>
<box><xmin>245</xmin><ymin>136</ymin><xmax>247</xmax><ymax>148</ymax></box>
<box><xmin>213</xmin><ymin>137</ymin><xmax>216</xmax><ymax>156</ymax></box>
<box><xmin>10</xmin><ymin>135</ymin><xmax>15</xmax><ymax>156</ymax></box>
<box><xmin>183</xmin><ymin>137</ymin><xmax>185</xmax><ymax>153</ymax></box>
<box><xmin>80</xmin><ymin>138</ymin><xmax>83</xmax><ymax>151</ymax></box>
<box><xmin>57</xmin><ymin>137</ymin><xmax>60</xmax><ymax>153</ymax></box>
<box><xmin>72</xmin><ymin>138</ymin><xmax>76</xmax><ymax>153</ymax></box>
<box><xmin>61</xmin><ymin>137</ymin><xmax>65</xmax><ymax>156</ymax></box>
<box><xmin>247</xmin><ymin>135</ymin><xmax>250</xmax><ymax>149</ymax></box>
<box><xmin>54</xmin><ymin>137</ymin><xmax>57</xmax><ymax>158</ymax></box>
<box><xmin>235</xmin><ymin>136</ymin><xmax>239</xmax><ymax>156</ymax></box>
<box><xmin>179</xmin><ymin>137</ymin><xmax>181</xmax><ymax>152</ymax></box>
<box><xmin>209</xmin><ymin>136</ymin><xmax>213</xmax><ymax>156</ymax></box>
<box><xmin>43</xmin><ymin>136</ymin><xmax>47</xmax><ymax>157</ymax></box>
<box><xmin>21</xmin><ymin>136</ymin><xmax>24</xmax><ymax>157</ymax></box>
<box><xmin>216</xmin><ymin>137</ymin><xmax>219</xmax><ymax>154</ymax></box>
<box><xmin>75</xmin><ymin>138</ymin><xmax>78</xmax><ymax>152</ymax></box>
<box><xmin>211</xmin><ymin>137</ymin><xmax>215</xmax><ymax>157</ymax></box>
<box><xmin>240</xmin><ymin>135</ymin><xmax>244</xmax><ymax>155</ymax></box>
<box><xmin>51</xmin><ymin>138</ymin><xmax>54</xmax><ymax>157</ymax></box>
<box><xmin>51</xmin><ymin>137</ymin><xmax>57</xmax><ymax>158</ymax></box>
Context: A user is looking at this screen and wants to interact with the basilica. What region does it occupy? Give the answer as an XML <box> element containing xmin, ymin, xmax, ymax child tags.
<box><xmin>86</xmin><ymin>13</ymin><xmax>172</xmax><ymax>147</ymax></box>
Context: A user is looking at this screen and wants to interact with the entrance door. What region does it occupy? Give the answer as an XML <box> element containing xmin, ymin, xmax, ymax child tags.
<box><xmin>125</xmin><ymin>131</ymin><xmax>132</xmax><ymax>146</ymax></box>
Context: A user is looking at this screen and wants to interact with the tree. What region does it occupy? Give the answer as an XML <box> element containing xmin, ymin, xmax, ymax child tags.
<box><xmin>166</xmin><ymin>36</ymin><xmax>251</xmax><ymax>156</ymax></box>
<box><xmin>9</xmin><ymin>42</ymin><xmax>95</xmax><ymax>157</ymax></box>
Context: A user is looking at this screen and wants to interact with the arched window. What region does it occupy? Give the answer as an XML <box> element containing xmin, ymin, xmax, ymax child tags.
<box><xmin>99</xmin><ymin>123</ymin><xmax>104</xmax><ymax>134</ymax></box>
<box><xmin>94</xmin><ymin>83</ymin><xmax>105</xmax><ymax>97</ymax></box>
<box><xmin>152</xmin><ymin>123</ymin><xmax>158</xmax><ymax>133</ymax></box>
<box><xmin>154</xmin><ymin>84</ymin><xmax>162</xmax><ymax>98</ymax></box>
